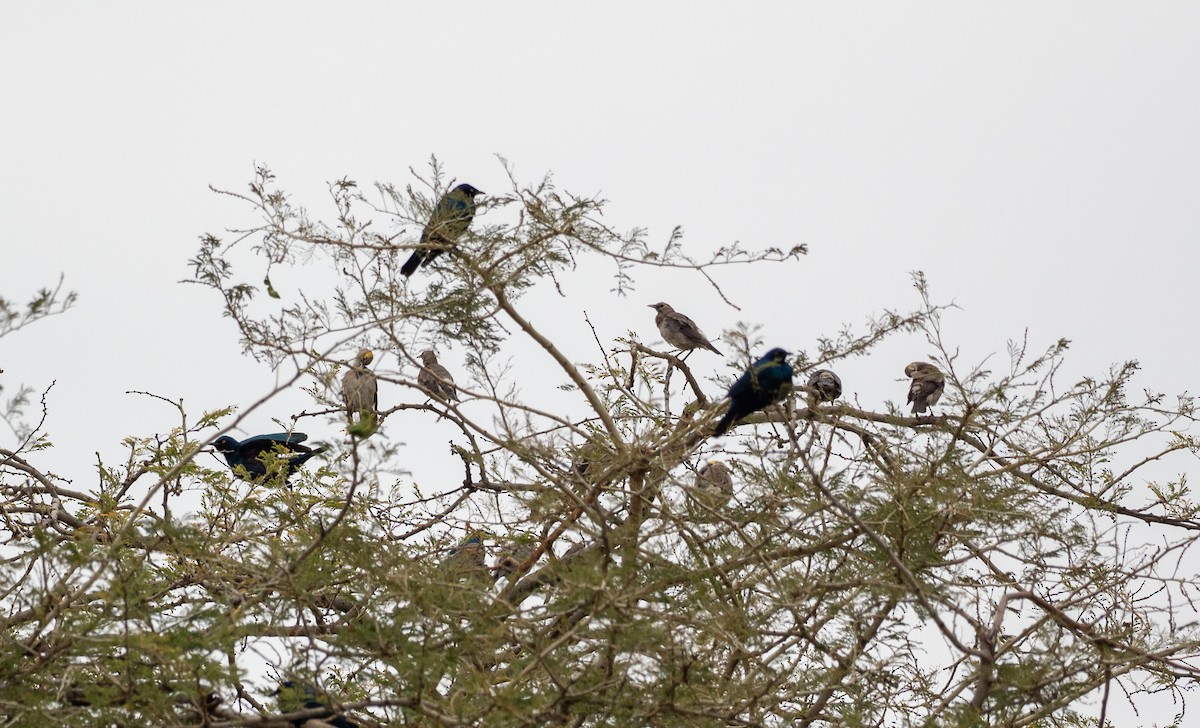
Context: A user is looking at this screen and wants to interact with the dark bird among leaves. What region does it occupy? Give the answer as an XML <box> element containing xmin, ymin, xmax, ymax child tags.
<box><xmin>274</xmin><ymin>681</ymin><xmax>358</xmax><ymax>728</ymax></box>
<box><xmin>904</xmin><ymin>361</ymin><xmax>945</xmax><ymax>414</ymax></box>
<box><xmin>648</xmin><ymin>302</ymin><xmax>722</xmax><ymax>355</ymax></box>
<box><xmin>401</xmin><ymin>183</ymin><xmax>484</xmax><ymax>277</ymax></box>
<box><xmin>441</xmin><ymin>531</ymin><xmax>489</xmax><ymax>581</ymax></box>
<box><xmin>713</xmin><ymin>348</ymin><xmax>794</xmax><ymax>436</ymax></box>
<box><xmin>213</xmin><ymin>433</ymin><xmax>327</xmax><ymax>482</ymax></box>
<box><xmin>807</xmin><ymin>369</ymin><xmax>842</xmax><ymax>403</ymax></box>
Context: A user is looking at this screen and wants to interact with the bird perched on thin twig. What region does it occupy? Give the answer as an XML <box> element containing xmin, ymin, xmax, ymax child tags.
<box><xmin>648</xmin><ymin>302</ymin><xmax>722</xmax><ymax>356</ymax></box>
<box><xmin>418</xmin><ymin>350</ymin><xmax>458</xmax><ymax>401</ymax></box>
<box><xmin>904</xmin><ymin>361</ymin><xmax>945</xmax><ymax>414</ymax></box>
<box><xmin>341</xmin><ymin>348</ymin><xmax>377</xmax><ymax>416</ymax></box>
<box><xmin>807</xmin><ymin>369</ymin><xmax>842</xmax><ymax>403</ymax></box>
<box><xmin>213</xmin><ymin>433</ymin><xmax>327</xmax><ymax>482</ymax></box>
<box><xmin>689</xmin><ymin>459</ymin><xmax>734</xmax><ymax>514</ymax></box>
<box><xmin>714</xmin><ymin>348</ymin><xmax>793</xmax><ymax>436</ymax></box>
<box><xmin>401</xmin><ymin>183</ymin><xmax>484</xmax><ymax>277</ymax></box>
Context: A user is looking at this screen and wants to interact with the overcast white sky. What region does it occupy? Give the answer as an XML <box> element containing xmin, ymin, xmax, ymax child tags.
<box><xmin>3</xmin><ymin>3</ymin><xmax>1199</xmax><ymax>722</ymax></box>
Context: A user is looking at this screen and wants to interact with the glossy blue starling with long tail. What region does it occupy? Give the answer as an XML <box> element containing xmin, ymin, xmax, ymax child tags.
<box><xmin>213</xmin><ymin>433</ymin><xmax>327</xmax><ymax>482</ymax></box>
<box><xmin>401</xmin><ymin>183</ymin><xmax>483</xmax><ymax>277</ymax></box>
<box><xmin>713</xmin><ymin>348</ymin><xmax>793</xmax><ymax>436</ymax></box>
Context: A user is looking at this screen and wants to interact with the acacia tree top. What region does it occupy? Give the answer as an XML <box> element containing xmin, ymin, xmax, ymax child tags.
<box><xmin>1</xmin><ymin>161</ymin><xmax>1197</xmax><ymax>726</ymax></box>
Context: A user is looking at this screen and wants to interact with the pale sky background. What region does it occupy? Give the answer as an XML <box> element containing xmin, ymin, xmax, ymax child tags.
<box><xmin>3</xmin><ymin>3</ymin><xmax>1200</xmax><ymax>723</ymax></box>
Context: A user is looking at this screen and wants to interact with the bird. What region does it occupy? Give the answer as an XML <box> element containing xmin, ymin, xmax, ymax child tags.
<box><xmin>905</xmin><ymin>361</ymin><xmax>945</xmax><ymax>414</ymax></box>
<box><xmin>648</xmin><ymin>302</ymin><xmax>722</xmax><ymax>356</ymax></box>
<box><xmin>713</xmin><ymin>348</ymin><xmax>794</xmax><ymax>436</ymax></box>
<box><xmin>274</xmin><ymin>681</ymin><xmax>358</xmax><ymax>728</ymax></box>
<box><xmin>492</xmin><ymin>540</ymin><xmax>537</xmax><ymax>583</ymax></box>
<box><xmin>401</xmin><ymin>183</ymin><xmax>484</xmax><ymax>277</ymax></box>
<box><xmin>807</xmin><ymin>369</ymin><xmax>842</xmax><ymax>403</ymax></box>
<box><xmin>340</xmin><ymin>348</ymin><xmax>378</xmax><ymax>418</ymax></box>
<box><xmin>441</xmin><ymin>531</ymin><xmax>489</xmax><ymax>581</ymax></box>
<box><xmin>418</xmin><ymin>350</ymin><xmax>458</xmax><ymax>401</ymax></box>
<box><xmin>212</xmin><ymin>433</ymin><xmax>327</xmax><ymax>482</ymax></box>
<box><xmin>690</xmin><ymin>459</ymin><xmax>734</xmax><ymax>513</ymax></box>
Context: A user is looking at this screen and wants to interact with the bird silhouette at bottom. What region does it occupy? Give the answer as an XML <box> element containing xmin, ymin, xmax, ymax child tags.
<box><xmin>213</xmin><ymin>433</ymin><xmax>327</xmax><ymax>482</ymax></box>
<box><xmin>274</xmin><ymin>681</ymin><xmax>358</xmax><ymax>728</ymax></box>
<box><xmin>713</xmin><ymin>348</ymin><xmax>794</xmax><ymax>436</ymax></box>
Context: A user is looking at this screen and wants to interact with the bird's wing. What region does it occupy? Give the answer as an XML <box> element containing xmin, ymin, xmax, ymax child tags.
<box><xmin>242</xmin><ymin>432</ymin><xmax>308</xmax><ymax>447</ymax></box>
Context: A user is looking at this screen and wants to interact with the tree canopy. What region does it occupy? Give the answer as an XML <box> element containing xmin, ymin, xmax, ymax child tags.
<box><xmin>2</xmin><ymin>161</ymin><xmax>1198</xmax><ymax>727</ymax></box>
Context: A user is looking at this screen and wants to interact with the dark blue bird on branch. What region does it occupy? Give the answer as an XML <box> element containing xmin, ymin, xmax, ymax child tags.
<box><xmin>213</xmin><ymin>433</ymin><xmax>327</xmax><ymax>482</ymax></box>
<box><xmin>274</xmin><ymin>681</ymin><xmax>359</xmax><ymax>728</ymax></box>
<box><xmin>713</xmin><ymin>348</ymin><xmax>793</xmax><ymax>436</ymax></box>
<box><xmin>401</xmin><ymin>183</ymin><xmax>484</xmax><ymax>277</ymax></box>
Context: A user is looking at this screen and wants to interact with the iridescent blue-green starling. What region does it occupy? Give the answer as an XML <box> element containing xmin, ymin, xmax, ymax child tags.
<box><xmin>274</xmin><ymin>681</ymin><xmax>358</xmax><ymax>728</ymax></box>
<box><xmin>441</xmin><ymin>531</ymin><xmax>489</xmax><ymax>581</ymax></box>
<box><xmin>213</xmin><ymin>433</ymin><xmax>327</xmax><ymax>482</ymax></box>
<box><xmin>401</xmin><ymin>183</ymin><xmax>483</xmax><ymax>276</ymax></box>
<box><xmin>713</xmin><ymin>348</ymin><xmax>793</xmax><ymax>436</ymax></box>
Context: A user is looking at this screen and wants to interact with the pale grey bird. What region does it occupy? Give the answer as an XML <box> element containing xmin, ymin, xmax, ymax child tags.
<box><xmin>807</xmin><ymin>369</ymin><xmax>842</xmax><ymax>403</ymax></box>
<box><xmin>492</xmin><ymin>540</ymin><xmax>537</xmax><ymax>583</ymax></box>
<box><xmin>689</xmin><ymin>459</ymin><xmax>734</xmax><ymax>514</ymax></box>
<box><xmin>341</xmin><ymin>349</ymin><xmax>378</xmax><ymax>418</ymax></box>
<box><xmin>418</xmin><ymin>350</ymin><xmax>458</xmax><ymax>401</ymax></box>
<box><xmin>905</xmin><ymin>361</ymin><xmax>945</xmax><ymax>414</ymax></box>
<box><xmin>648</xmin><ymin>302</ymin><xmax>722</xmax><ymax>356</ymax></box>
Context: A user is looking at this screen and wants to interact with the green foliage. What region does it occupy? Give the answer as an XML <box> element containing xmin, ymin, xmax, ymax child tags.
<box><xmin>2</xmin><ymin>161</ymin><xmax>1199</xmax><ymax>725</ymax></box>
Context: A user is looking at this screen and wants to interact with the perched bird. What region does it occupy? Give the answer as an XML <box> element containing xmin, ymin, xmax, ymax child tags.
<box><xmin>807</xmin><ymin>369</ymin><xmax>843</xmax><ymax>403</ymax></box>
<box><xmin>492</xmin><ymin>540</ymin><xmax>537</xmax><ymax>583</ymax></box>
<box><xmin>213</xmin><ymin>433</ymin><xmax>326</xmax><ymax>482</ymax></box>
<box><xmin>713</xmin><ymin>348</ymin><xmax>794</xmax><ymax>436</ymax></box>
<box><xmin>689</xmin><ymin>459</ymin><xmax>734</xmax><ymax>513</ymax></box>
<box><xmin>418</xmin><ymin>350</ymin><xmax>458</xmax><ymax>401</ymax></box>
<box><xmin>401</xmin><ymin>183</ymin><xmax>484</xmax><ymax>276</ymax></box>
<box><xmin>340</xmin><ymin>348</ymin><xmax>378</xmax><ymax>418</ymax></box>
<box><xmin>274</xmin><ymin>681</ymin><xmax>358</xmax><ymax>728</ymax></box>
<box><xmin>905</xmin><ymin>361</ymin><xmax>945</xmax><ymax>414</ymax></box>
<box><xmin>648</xmin><ymin>302</ymin><xmax>722</xmax><ymax>356</ymax></box>
<box><xmin>441</xmin><ymin>531</ymin><xmax>489</xmax><ymax>581</ymax></box>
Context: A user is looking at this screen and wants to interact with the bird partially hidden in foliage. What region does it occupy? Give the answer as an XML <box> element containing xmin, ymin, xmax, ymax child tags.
<box><xmin>807</xmin><ymin>369</ymin><xmax>843</xmax><ymax>403</ymax></box>
<box><xmin>401</xmin><ymin>183</ymin><xmax>484</xmax><ymax>277</ymax></box>
<box><xmin>440</xmin><ymin>531</ymin><xmax>489</xmax><ymax>581</ymax></box>
<box><xmin>648</xmin><ymin>302</ymin><xmax>722</xmax><ymax>356</ymax></box>
<box><xmin>689</xmin><ymin>459</ymin><xmax>734</xmax><ymax>514</ymax></box>
<box><xmin>213</xmin><ymin>433</ymin><xmax>327</xmax><ymax>482</ymax></box>
<box><xmin>713</xmin><ymin>348</ymin><xmax>794</xmax><ymax>436</ymax></box>
<box><xmin>492</xmin><ymin>540</ymin><xmax>537</xmax><ymax>583</ymax></box>
<box><xmin>418</xmin><ymin>350</ymin><xmax>458</xmax><ymax>401</ymax></box>
<box><xmin>274</xmin><ymin>681</ymin><xmax>358</xmax><ymax>728</ymax></box>
<box><xmin>341</xmin><ymin>348</ymin><xmax>378</xmax><ymax>437</ymax></box>
<box><xmin>905</xmin><ymin>361</ymin><xmax>945</xmax><ymax>414</ymax></box>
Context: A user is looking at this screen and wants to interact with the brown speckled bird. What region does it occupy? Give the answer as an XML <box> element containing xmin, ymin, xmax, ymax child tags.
<box><xmin>807</xmin><ymin>369</ymin><xmax>842</xmax><ymax>403</ymax></box>
<box><xmin>418</xmin><ymin>350</ymin><xmax>458</xmax><ymax>401</ymax></box>
<box><xmin>649</xmin><ymin>302</ymin><xmax>722</xmax><ymax>356</ymax></box>
<box><xmin>904</xmin><ymin>361</ymin><xmax>945</xmax><ymax>414</ymax></box>
<box><xmin>341</xmin><ymin>349</ymin><xmax>378</xmax><ymax>418</ymax></box>
<box><xmin>690</xmin><ymin>459</ymin><xmax>734</xmax><ymax>514</ymax></box>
